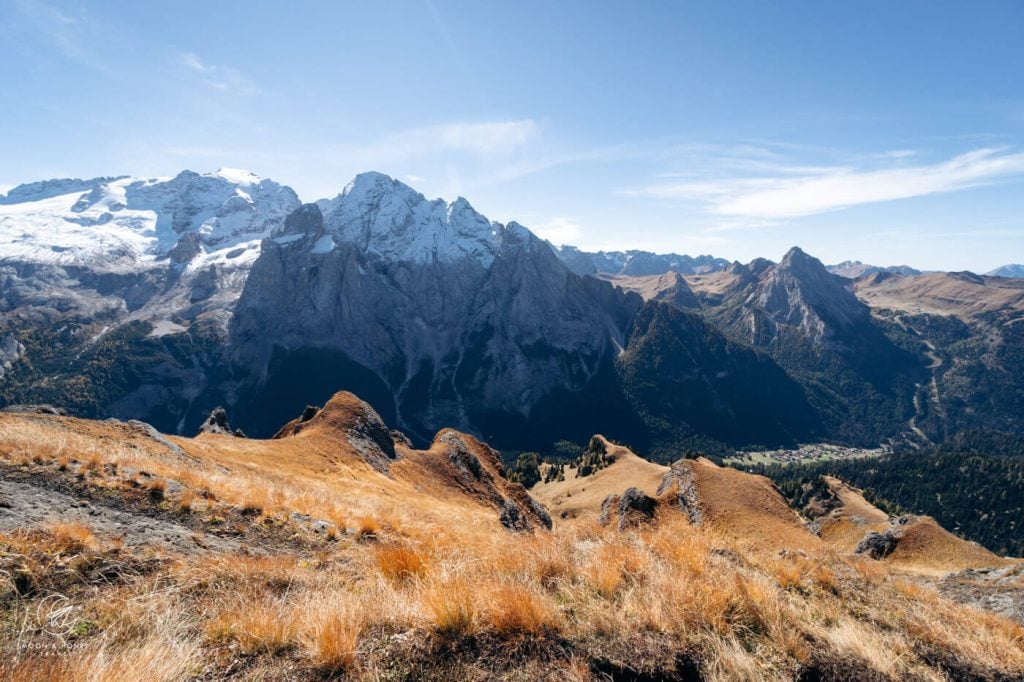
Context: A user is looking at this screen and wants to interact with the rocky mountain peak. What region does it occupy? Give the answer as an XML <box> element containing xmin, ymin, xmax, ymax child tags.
<box><xmin>317</xmin><ymin>172</ymin><xmax>500</xmax><ymax>265</ymax></box>
<box><xmin>778</xmin><ymin>245</ymin><xmax>820</xmax><ymax>271</ymax></box>
<box><xmin>757</xmin><ymin>246</ymin><xmax>867</xmax><ymax>339</ymax></box>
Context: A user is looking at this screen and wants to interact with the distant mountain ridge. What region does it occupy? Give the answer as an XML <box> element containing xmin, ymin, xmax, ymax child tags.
<box><xmin>554</xmin><ymin>245</ymin><xmax>730</xmax><ymax>276</ymax></box>
<box><xmin>827</xmin><ymin>260</ymin><xmax>922</xmax><ymax>278</ymax></box>
<box><xmin>987</xmin><ymin>264</ymin><xmax>1024</xmax><ymax>278</ymax></box>
<box><xmin>1</xmin><ymin>168</ymin><xmax>1022</xmax><ymax>457</ymax></box>
<box><xmin>0</xmin><ymin>169</ymin><xmax>820</xmax><ymax>455</ymax></box>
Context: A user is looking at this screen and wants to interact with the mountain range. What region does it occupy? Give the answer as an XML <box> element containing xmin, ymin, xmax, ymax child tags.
<box><xmin>987</xmin><ymin>263</ymin><xmax>1024</xmax><ymax>278</ymax></box>
<box><xmin>2</xmin><ymin>169</ymin><xmax>1023</xmax><ymax>458</ymax></box>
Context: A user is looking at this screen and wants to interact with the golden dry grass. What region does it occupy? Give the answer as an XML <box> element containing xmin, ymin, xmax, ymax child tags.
<box><xmin>374</xmin><ymin>542</ymin><xmax>428</xmax><ymax>582</ymax></box>
<box><xmin>1</xmin><ymin>409</ymin><xmax>1023</xmax><ymax>680</ymax></box>
<box><xmin>531</xmin><ymin>435</ymin><xmax>669</xmax><ymax>520</ymax></box>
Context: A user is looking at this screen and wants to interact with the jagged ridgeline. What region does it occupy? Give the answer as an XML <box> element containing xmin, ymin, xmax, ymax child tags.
<box><xmin>2</xmin><ymin>170</ymin><xmax>1023</xmax><ymax>456</ymax></box>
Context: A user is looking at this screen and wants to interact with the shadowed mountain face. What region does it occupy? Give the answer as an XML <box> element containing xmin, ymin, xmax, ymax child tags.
<box><xmin>229</xmin><ymin>185</ymin><xmax>641</xmax><ymax>444</ymax></box>
<box><xmin>225</xmin><ymin>176</ymin><xmax>828</xmax><ymax>452</ymax></box>
<box><xmin>617</xmin><ymin>301</ymin><xmax>822</xmax><ymax>456</ymax></box>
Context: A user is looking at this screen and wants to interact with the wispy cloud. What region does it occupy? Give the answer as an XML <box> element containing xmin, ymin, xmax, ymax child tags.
<box><xmin>355</xmin><ymin>120</ymin><xmax>538</xmax><ymax>161</ymax></box>
<box><xmin>532</xmin><ymin>217</ymin><xmax>584</xmax><ymax>246</ymax></box>
<box><xmin>11</xmin><ymin>0</ymin><xmax>108</xmax><ymax>70</ymax></box>
<box><xmin>627</xmin><ymin>147</ymin><xmax>1024</xmax><ymax>220</ymax></box>
<box><xmin>180</xmin><ymin>52</ymin><xmax>262</xmax><ymax>95</ymax></box>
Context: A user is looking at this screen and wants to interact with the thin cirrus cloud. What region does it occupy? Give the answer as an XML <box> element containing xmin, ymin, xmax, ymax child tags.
<box><xmin>531</xmin><ymin>217</ymin><xmax>585</xmax><ymax>246</ymax></box>
<box><xmin>9</xmin><ymin>0</ymin><xmax>112</xmax><ymax>72</ymax></box>
<box><xmin>350</xmin><ymin>120</ymin><xmax>539</xmax><ymax>162</ymax></box>
<box><xmin>180</xmin><ymin>52</ymin><xmax>262</xmax><ymax>96</ymax></box>
<box><xmin>628</xmin><ymin>147</ymin><xmax>1024</xmax><ymax>221</ymax></box>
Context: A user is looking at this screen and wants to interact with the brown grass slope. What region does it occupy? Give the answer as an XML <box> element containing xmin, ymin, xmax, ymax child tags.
<box><xmin>814</xmin><ymin>476</ymin><xmax>1011</xmax><ymax>575</ymax></box>
<box><xmin>853</xmin><ymin>271</ymin><xmax>1024</xmax><ymax>320</ymax></box>
<box><xmin>661</xmin><ymin>457</ymin><xmax>822</xmax><ymax>552</ymax></box>
<box><xmin>531</xmin><ymin>435</ymin><xmax>669</xmax><ymax>521</ymax></box>
<box><xmin>1</xmin><ymin>402</ymin><xmax>1023</xmax><ymax>680</ymax></box>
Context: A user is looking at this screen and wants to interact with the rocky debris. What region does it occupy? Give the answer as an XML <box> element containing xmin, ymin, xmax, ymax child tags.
<box><xmin>0</xmin><ymin>476</ymin><xmax>241</xmax><ymax>556</ymax></box>
<box><xmin>854</xmin><ymin>529</ymin><xmax>899</xmax><ymax>559</ymax></box>
<box><xmin>939</xmin><ymin>563</ymin><xmax>1024</xmax><ymax>624</ymax></box>
<box><xmin>1</xmin><ymin>404</ymin><xmax>68</xmax><ymax>416</ymax></box>
<box><xmin>197</xmin><ymin>407</ymin><xmax>245</xmax><ymax>437</ymax></box>
<box><xmin>600</xmin><ymin>487</ymin><xmax>658</xmax><ymax>531</ymax></box>
<box><xmin>123</xmin><ymin>419</ymin><xmax>204</xmax><ymax>465</ymax></box>
<box><xmin>300</xmin><ymin>405</ymin><xmax>320</xmax><ymax>422</ymax></box>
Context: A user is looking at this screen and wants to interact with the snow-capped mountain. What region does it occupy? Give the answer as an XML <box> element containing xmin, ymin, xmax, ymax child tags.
<box><xmin>0</xmin><ymin>169</ymin><xmax>300</xmax><ymax>329</ymax></box>
<box><xmin>0</xmin><ymin>167</ymin><xmax>944</xmax><ymax>455</ymax></box>
<box><xmin>315</xmin><ymin>172</ymin><xmax>505</xmax><ymax>265</ymax></box>
<box><xmin>0</xmin><ymin>169</ymin><xmax>299</xmax><ymax>273</ymax></box>
<box><xmin>231</xmin><ymin>180</ymin><xmax>641</xmax><ymax>442</ymax></box>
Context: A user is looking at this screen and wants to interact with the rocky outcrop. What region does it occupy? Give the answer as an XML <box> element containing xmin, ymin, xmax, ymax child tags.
<box><xmin>197</xmin><ymin>407</ymin><xmax>245</xmax><ymax>437</ymax></box>
<box><xmin>273</xmin><ymin>392</ymin><xmax>398</xmax><ymax>473</ymax></box>
<box><xmin>939</xmin><ymin>563</ymin><xmax>1024</xmax><ymax>624</ymax></box>
<box><xmin>600</xmin><ymin>487</ymin><xmax>658</xmax><ymax>531</ymax></box>
<box><xmin>854</xmin><ymin>530</ymin><xmax>899</xmax><ymax>559</ymax></box>
<box><xmin>418</xmin><ymin>429</ymin><xmax>552</xmax><ymax>532</ymax></box>
<box><xmin>657</xmin><ymin>459</ymin><xmax>703</xmax><ymax>525</ymax></box>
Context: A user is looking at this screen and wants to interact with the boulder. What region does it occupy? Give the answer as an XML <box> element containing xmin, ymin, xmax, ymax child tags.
<box><xmin>854</xmin><ymin>530</ymin><xmax>898</xmax><ymax>559</ymax></box>
<box><xmin>600</xmin><ymin>487</ymin><xmax>658</xmax><ymax>531</ymax></box>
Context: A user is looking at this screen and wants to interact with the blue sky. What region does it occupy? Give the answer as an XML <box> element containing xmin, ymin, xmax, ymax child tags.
<box><xmin>1</xmin><ymin>0</ymin><xmax>1022</xmax><ymax>271</ymax></box>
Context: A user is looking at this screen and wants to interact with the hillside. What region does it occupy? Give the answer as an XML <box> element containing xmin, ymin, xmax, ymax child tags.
<box><xmin>1</xmin><ymin>397</ymin><xmax>1022</xmax><ymax>680</ymax></box>
<box><xmin>755</xmin><ymin>443</ymin><xmax>1024</xmax><ymax>557</ymax></box>
<box><xmin>853</xmin><ymin>271</ymin><xmax>1024</xmax><ymax>321</ymax></box>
